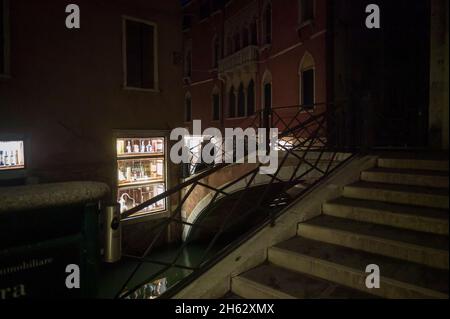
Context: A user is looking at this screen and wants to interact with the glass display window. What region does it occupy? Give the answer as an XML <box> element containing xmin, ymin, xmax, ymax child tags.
<box><xmin>118</xmin><ymin>183</ymin><xmax>166</xmax><ymax>215</ymax></box>
<box><xmin>117</xmin><ymin>158</ymin><xmax>164</xmax><ymax>187</ymax></box>
<box><xmin>124</xmin><ymin>278</ymin><xmax>168</xmax><ymax>299</ymax></box>
<box><xmin>116</xmin><ymin>137</ymin><xmax>164</xmax><ymax>158</ymax></box>
<box><xmin>116</xmin><ymin>136</ymin><xmax>167</xmax><ymax>218</ymax></box>
<box><xmin>0</xmin><ymin>140</ymin><xmax>25</xmax><ymax>171</ymax></box>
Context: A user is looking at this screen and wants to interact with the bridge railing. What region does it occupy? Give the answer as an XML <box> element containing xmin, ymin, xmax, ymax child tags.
<box><xmin>117</xmin><ymin>101</ymin><xmax>355</xmax><ymax>299</ymax></box>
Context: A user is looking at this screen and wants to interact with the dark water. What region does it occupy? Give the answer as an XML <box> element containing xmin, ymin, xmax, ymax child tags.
<box><xmin>98</xmin><ymin>243</ymin><xmax>223</xmax><ymax>299</ymax></box>
<box><xmin>98</xmin><ymin>183</ymin><xmax>291</xmax><ymax>299</ymax></box>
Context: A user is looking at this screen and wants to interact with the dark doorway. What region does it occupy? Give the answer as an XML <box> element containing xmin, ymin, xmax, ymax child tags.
<box><xmin>264</xmin><ymin>82</ymin><xmax>272</xmax><ymax>112</ymax></box>
<box><xmin>331</xmin><ymin>0</ymin><xmax>430</xmax><ymax>149</ymax></box>
<box><xmin>376</xmin><ymin>0</ymin><xmax>430</xmax><ymax>148</ymax></box>
<box><xmin>302</xmin><ymin>69</ymin><xmax>314</xmax><ymax>108</ymax></box>
<box><xmin>247</xmin><ymin>80</ymin><xmax>255</xmax><ymax>115</ymax></box>
<box><xmin>264</xmin><ymin>82</ymin><xmax>272</xmax><ymax>138</ymax></box>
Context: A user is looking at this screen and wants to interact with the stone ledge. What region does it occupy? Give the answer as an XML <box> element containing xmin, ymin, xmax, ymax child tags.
<box><xmin>0</xmin><ymin>181</ymin><xmax>110</xmax><ymax>213</ymax></box>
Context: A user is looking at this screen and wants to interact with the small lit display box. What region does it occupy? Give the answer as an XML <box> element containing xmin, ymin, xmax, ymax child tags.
<box><xmin>116</xmin><ymin>137</ymin><xmax>166</xmax><ymax>217</ymax></box>
<box><xmin>0</xmin><ymin>140</ymin><xmax>25</xmax><ymax>171</ymax></box>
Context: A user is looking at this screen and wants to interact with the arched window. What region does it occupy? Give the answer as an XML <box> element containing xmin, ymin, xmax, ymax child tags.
<box><xmin>185</xmin><ymin>93</ymin><xmax>192</xmax><ymax>122</ymax></box>
<box><xmin>262</xmin><ymin>70</ymin><xmax>273</xmax><ymax>113</ymax></box>
<box><xmin>237</xmin><ymin>83</ymin><xmax>246</xmax><ymax>117</ymax></box>
<box><xmin>264</xmin><ymin>82</ymin><xmax>272</xmax><ymax>112</ymax></box>
<box><xmin>250</xmin><ymin>19</ymin><xmax>258</xmax><ymax>45</ymax></box>
<box><xmin>212</xmin><ymin>86</ymin><xmax>221</xmax><ymax>121</ymax></box>
<box><xmin>212</xmin><ymin>35</ymin><xmax>220</xmax><ymax>68</ymax></box>
<box><xmin>247</xmin><ymin>80</ymin><xmax>255</xmax><ymax>116</ymax></box>
<box><xmin>299</xmin><ymin>52</ymin><xmax>315</xmax><ymax>109</ymax></box>
<box><xmin>185</xmin><ymin>50</ymin><xmax>192</xmax><ymax>78</ymax></box>
<box><xmin>199</xmin><ymin>0</ymin><xmax>211</xmax><ymax>19</ymax></box>
<box><xmin>263</xmin><ymin>3</ymin><xmax>272</xmax><ymax>45</ymax></box>
<box><xmin>227</xmin><ymin>34</ymin><xmax>233</xmax><ymax>55</ymax></box>
<box><xmin>242</xmin><ymin>26</ymin><xmax>249</xmax><ymax>48</ymax></box>
<box><xmin>234</xmin><ymin>32</ymin><xmax>241</xmax><ymax>52</ymax></box>
<box><xmin>299</xmin><ymin>0</ymin><xmax>314</xmax><ymax>24</ymax></box>
<box><xmin>229</xmin><ymin>86</ymin><xmax>236</xmax><ymax>118</ymax></box>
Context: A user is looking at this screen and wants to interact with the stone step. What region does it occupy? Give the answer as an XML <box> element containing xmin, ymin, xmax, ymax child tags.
<box><xmin>361</xmin><ymin>167</ymin><xmax>448</xmax><ymax>188</ymax></box>
<box><xmin>231</xmin><ymin>264</ymin><xmax>376</xmax><ymax>299</ymax></box>
<box><xmin>343</xmin><ymin>181</ymin><xmax>449</xmax><ymax>209</ymax></box>
<box><xmin>222</xmin><ymin>292</ymin><xmax>244</xmax><ymax>299</ymax></box>
<box><xmin>297</xmin><ymin>215</ymin><xmax>449</xmax><ymax>269</ymax></box>
<box><xmin>377</xmin><ymin>158</ymin><xmax>449</xmax><ymax>172</ymax></box>
<box><xmin>323</xmin><ymin>197</ymin><xmax>449</xmax><ymax>235</ymax></box>
<box><xmin>269</xmin><ymin>237</ymin><xmax>448</xmax><ymax>299</ymax></box>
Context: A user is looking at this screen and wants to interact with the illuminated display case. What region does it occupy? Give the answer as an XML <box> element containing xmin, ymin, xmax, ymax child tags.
<box><xmin>0</xmin><ymin>140</ymin><xmax>25</xmax><ymax>171</ymax></box>
<box><xmin>116</xmin><ymin>137</ymin><xmax>166</xmax><ymax>217</ymax></box>
<box><xmin>117</xmin><ymin>158</ymin><xmax>164</xmax><ymax>187</ymax></box>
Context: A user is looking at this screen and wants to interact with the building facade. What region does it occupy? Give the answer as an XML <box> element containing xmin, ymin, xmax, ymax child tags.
<box><xmin>330</xmin><ymin>0</ymin><xmax>448</xmax><ymax>150</ymax></box>
<box><xmin>0</xmin><ymin>0</ymin><xmax>184</xmax><ymax>190</ymax></box>
<box><xmin>182</xmin><ymin>0</ymin><xmax>328</xmax><ymax>132</ymax></box>
<box><xmin>0</xmin><ymin>0</ymin><xmax>185</xmax><ymax>252</ymax></box>
<box><xmin>182</xmin><ymin>0</ymin><xmax>449</xmax><ymax>151</ymax></box>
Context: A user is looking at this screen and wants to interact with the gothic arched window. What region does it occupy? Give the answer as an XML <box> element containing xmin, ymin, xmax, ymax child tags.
<box><xmin>238</xmin><ymin>83</ymin><xmax>246</xmax><ymax>117</ymax></box>
<box><xmin>247</xmin><ymin>80</ymin><xmax>255</xmax><ymax>116</ymax></box>
<box><xmin>263</xmin><ymin>3</ymin><xmax>272</xmax><ymax>44</ymax></box>
<box><xmin>229</xmin><ymin>86</ymin><xmax>236</xmax><ymax>118</ymax></box>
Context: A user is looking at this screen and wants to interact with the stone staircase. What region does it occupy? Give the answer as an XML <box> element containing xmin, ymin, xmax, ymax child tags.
<box><xmin>229</xmin><ymin>155</ymin><xmax>449</xmax><ymax>299</ymax></box>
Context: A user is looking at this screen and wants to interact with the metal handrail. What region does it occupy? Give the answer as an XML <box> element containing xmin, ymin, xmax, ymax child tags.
<box><xmin>121</xmin><ymin>103</ymin><xmax>329</xmax><ymax>218</ymax></box>
<box><xmin>184</xmin><ymin>102</ymin><xmax>332</xmax><ymax>178</ymax></box>
<box><xmin>116</xmin><ymin>101</ymin><xmax>354</xmax><ymax>299</ymax></box>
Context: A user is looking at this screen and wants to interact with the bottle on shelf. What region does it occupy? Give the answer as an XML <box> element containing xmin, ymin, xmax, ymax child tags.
<box><xmin>133</xmin><ymin>142</ymin><xmax>140</xmax><ymax>153</ymax></box>
<box><xmin>126</xmin><ymin>167</ymin><xmax>132</xmax><ymax>181</ymax></box>
<box><xmin>141</xmin><ymin>140</ymin><xmax>146</xmax><ymax>153</ymax></box>
<box><xmin>146</xmin><ymin>141</ymin><xmax>153</xmax><ymax>153</ymax></box>
<box><xmin>19</xmin><ymin>143</ymin><xmax>24</xmax><ymax>165</ymax></box>
<box><xmin>157</xmin><ymin>160</ymin><xmax>163</xmax><ymax>177</ymax></box>
<box><xmin>150</xmin><ymin>161</ymin><xmax>157</xmax><ymax>178</ymax></box>
<box><xmin>126</xmin><ymin>141</ymin><xmax>132</xmax><ymax>153</ymax></box>
<box><xmin>140</xmin><ymin>162</ymin><xmax>146</xmax><ymax>179</ymax></box>
<box><xmin>0</xmin><ymin>151</ymin><xmax>4</xmax><ymax>166</ymax></box>
<box><xmin>117</xmin><ymin>140</ymin><xmax>124</xmax><ymax>155</ymax></box>
<box><xmin>4</xmin><ymin>151</ymin><xmax>9</xmax><ymax>166</ymax></box>
<box><xmin>118</xmin><ymin>168</ymin><xmax>126</xmax><ymax>182</ymax></box>
<box><xmin>10</xmin><ymin>150</ymin><xmax>16</xmax><ymax>166</ymax></box>
<box><xmin>157</xmin><ymin>140</ymin><xmax>163</xmax><ymax>153</ymax></box>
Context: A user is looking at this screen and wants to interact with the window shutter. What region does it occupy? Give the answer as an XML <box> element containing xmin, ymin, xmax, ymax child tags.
<box><xmin>125</xmin><ymin>19</ymin><xmax>156</xmax><ymax>89</ymax></box>
<box><xmin>302</xmin><ymin>69</ymin><xmax>314</xmax><ymax>107</ymax></box>
<box><xmin>0</xmin><ymin>0</ymin><xmax>5</xmax><ymax>74</ymax></box>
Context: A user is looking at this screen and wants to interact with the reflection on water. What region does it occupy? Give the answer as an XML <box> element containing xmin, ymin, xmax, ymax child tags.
<box><xmin>125</xmin><ymin>278</ymin><xmax>168</xmax><ymax>299</ymax></box>
<box><xmin>116</xmin><ymin>184</ymin><xmax>290</xmax><ymax>299</ymax></box>
<box><xmin>118</xmin><ymin>243</ymin><xmax>222</xmax><ymax>299</ymax></box>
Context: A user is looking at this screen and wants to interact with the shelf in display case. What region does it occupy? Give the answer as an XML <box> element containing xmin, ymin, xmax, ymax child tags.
<box><xmin>0</xmin><ymin>140</ymin><xmax>25</xmax><ymax>172</ymax></box>
<box><xmin>116</xmin><ymin>137</ymin><xmax>165</xmax><ymax>159</ymax></box>
<box><xmin>117</xmin><ymin>157</ymin><xmax>165</xmax><ymax>187</ymax></box>
<box><xmin>117</xmin><ymin>152</ymin><xmax>164</xmax><ymax>159</ymax></box>
<box><xmin>0</xmin><ymin>164</ymin><xmax>25</xmax><ymax>171</ymax></box>
<box><xmin>115</xmin><ymin>134</ymin><xmax>168</xmax><ymax>218</ymax></box>
<box><xmin>118</xmin><ymin>178</ymin><xmax>165</xmax><ymax>188</ymax></box>
<box><xmin>118</xmin><ymin>183</ymin><xmax>166</xmax><ymax>215</ymax></box>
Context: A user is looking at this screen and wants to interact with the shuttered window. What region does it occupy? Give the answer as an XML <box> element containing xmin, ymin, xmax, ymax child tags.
<box><xmin>212</xmin><ymin>94</ymin><xmax>220</xmax><ymax>121</ymax></box>
<box><xmin>124</xmin><ymin>19</ymin><xmax>157</xmax><ymax>90</ymax></box>
<box><xmin>0</xmin><ymin>0</ymin><xmax>6</xmax><ymax>75</ymax></box>
<box><xmin>229</xmin><ymin>87</ymin><xmax>236</xmax><ymax>118</ymax></box>
<box><xmin>300</xmin><ymin>0</ymin><xmax>314</xmax><ymax>23</ymax></box>
<box><xmin>302</xmin><ymin>69</ymin><xmax>314</xmax><ymax>107</ymax></box>
<box><xmin>247</xmin><ymin>80</ymin><xmax>255</xmax><ymax>116</ymax></box>
<box><xmin>185</xmin><ymin>97</ymin><xmax>192</xmax><ymax>122</ymax></box>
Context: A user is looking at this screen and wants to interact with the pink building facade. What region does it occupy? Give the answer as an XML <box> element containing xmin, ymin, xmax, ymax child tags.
<box><xmin>182</xmin><ymin>0</ymin><xmax>328</xmax><ymax>132</ymax></box>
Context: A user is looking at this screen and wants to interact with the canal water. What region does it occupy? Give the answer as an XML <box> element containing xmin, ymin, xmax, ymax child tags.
<box><xmin>98</xmin><ymin>183</ymin><xmax>291</xmax><ymax>299</ymax></box>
